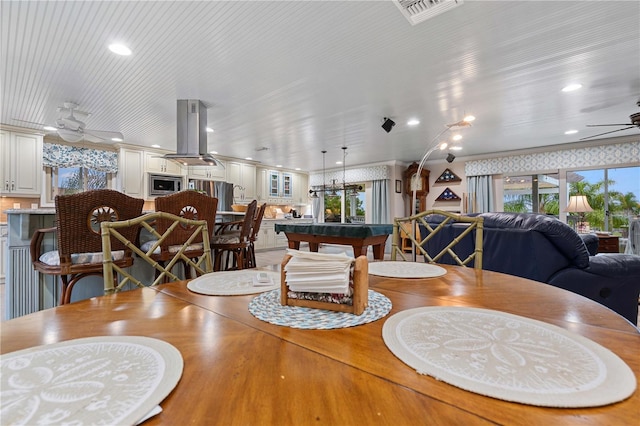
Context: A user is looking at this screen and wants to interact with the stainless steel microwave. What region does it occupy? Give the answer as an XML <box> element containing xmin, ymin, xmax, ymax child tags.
<box><xmin>148</xmin><ymin>174</ymin><xmax>183</xmax><ymax>196</ymax></box>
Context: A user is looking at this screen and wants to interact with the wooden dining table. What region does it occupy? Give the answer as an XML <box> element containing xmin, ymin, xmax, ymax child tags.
<box><xmin>2</xmin><ymin>264</ymin><xmax>639</xmax><ymax>425</ymax></box>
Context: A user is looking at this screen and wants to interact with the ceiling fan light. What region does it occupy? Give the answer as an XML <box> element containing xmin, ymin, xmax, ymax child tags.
<box><xmin>57</xmin><ymin>128</ymin><xmax>84</xmax><ymax>143</ymax></box>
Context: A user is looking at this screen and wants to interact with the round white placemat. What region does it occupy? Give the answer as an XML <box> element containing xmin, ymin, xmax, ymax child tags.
<box><xmin>1</xmin><ymin>336</ymin><xmax>183</xmax><ymax>425</ymax></box>
<box><xmin>249</xmin><ymin>289</ymin><xmax>392</xmax><ymax>329</ymax></box>
<box><xmin>187</xmin><ymin>270</ymin><xmax>280</xmax><ymax>295</ymax></box>
<box><xmin>382</xmin><ymin>306</ymin><xmax>636</xmax><ymax>407</ymax></box>
<box><xmin>368</xmin><ymin>261</ymin><xmax>446</xmax><ymax>278</ymax></box>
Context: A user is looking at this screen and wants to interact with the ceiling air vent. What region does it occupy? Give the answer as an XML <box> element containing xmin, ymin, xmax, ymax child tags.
<box><xmin>394</xmin><ymin>0</ymin><xmax>464</xmax><ymax>26</ymax></box>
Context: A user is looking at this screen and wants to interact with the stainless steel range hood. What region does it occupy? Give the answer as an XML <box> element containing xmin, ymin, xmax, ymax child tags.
<box><xmin>163</xmin><ymin>99</ymin><xmax>222</xmax><ymax>166</ymax></box>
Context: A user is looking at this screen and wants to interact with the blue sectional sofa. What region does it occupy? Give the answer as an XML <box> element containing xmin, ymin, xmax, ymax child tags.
<box><xmin>420</xmin><ymin>212</ymin><xmax>640</xmax><ymax>325</ymax></box>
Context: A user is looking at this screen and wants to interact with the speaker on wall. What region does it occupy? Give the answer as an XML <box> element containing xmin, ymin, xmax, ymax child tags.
<box><xmin>446</xmin><ymin>153</ymin><xmax>456</xmax><ymax>163</ymax></box>
<box><xmin>381</xmin><ymin>117</ymin><xmax>396</xmax><ymax>133</ymax></box>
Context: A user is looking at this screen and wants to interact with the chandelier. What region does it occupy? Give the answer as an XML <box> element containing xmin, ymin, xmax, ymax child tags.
<box><xmin>309</xmin><ymin>147</ymin><xmax>362</xmax><ymax>198</ymax></box>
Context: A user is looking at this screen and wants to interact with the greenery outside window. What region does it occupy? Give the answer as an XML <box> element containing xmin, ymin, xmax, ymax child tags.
<box><xmin>568</xmin><ymin>166</ymin><xmax>639</xmax><ymax>234</ymax></box>
<box><xmin>324</xmin><ymin>184</ymin><xmax>365</xmax><ymax>223</ymax></box>
<box><xmin>503</xmin><ymin>173</ymin><xmax>559</xmax><ymax>214</ymax></box>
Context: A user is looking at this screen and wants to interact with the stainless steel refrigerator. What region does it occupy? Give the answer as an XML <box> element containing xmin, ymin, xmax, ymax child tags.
<box><xmin>188</xmin><ymin>179</ymin><xmax>234</xmax><ymax>212</ymax></box>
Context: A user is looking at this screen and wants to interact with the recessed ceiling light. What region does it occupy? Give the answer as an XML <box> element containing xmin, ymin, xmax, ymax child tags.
<box><xmin>111</xmin><ymin>137</ymin><xmax>123</xmax><ymax>142</ymax></box>
<box><xmin>295</xmin><ymin>167</ymin><xmax>301</xmax><ymax>171</ymax></box>
<box><xmin>276</xmin><ymin>165</ymin><xmax>283</xmax><ymax>168</ymax></box>
<box><xmin>151</xmin><ymin>144</ymin><xmax>161</xmax><ymax>148</ymax></box>
<box><xmin>452</xmin><ymin>134</ymin><xmax>462</xmax><ymax>141</ymax></box>
<box><xmin>561</xmin><ymin>83</ymin><xmax>582</xmax><ymax>92</ymax></box>
<box><xmin>336</xmin><ymin>161</ymin><xmax>342</xmax><ymax>165</ymax></box>
<box><xmin>108</xmin><ymin>43</ymin><xmax>131</xmax><ymax>56</ymax></box>
<box><xmin>450</xmin><ymin>146</ymin><xmax>463</xmax><ymax>151</ymax></box>
<box><xmin>210</xmin><ymin>150</ymin><xmax>218</xmax><ymax>154</ymax></box>
<box><xmin>43</xmin><ymin>126</ymin><xmax>57</xmax><ymax>131</ymax></box>
<box><xmin>206</xmin><ymin>127</ymin><xmax>214</xmax><ymax>133</ymax></box>
<box><xmin>564</xmin><ymin>129</ymin><xmax>578</xmax><ymax>135</ymax></box>
<box><xmin>245</xmin><ymin>157</ymin><xmax>252</xmax><ymax>160</ymax></box>
<box><xmin>407</xmin><ymin>118</ymin><xmax>420</xmax><ymax>126</ymax></box>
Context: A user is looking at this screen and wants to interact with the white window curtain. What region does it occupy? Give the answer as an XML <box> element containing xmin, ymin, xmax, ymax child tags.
<box><xmin>43</xmin><ymin>143</ymin><xmax>118</xmax><ymax>173</ymax></box>
<box><xmin>371</xmin><ymin>180</ymin><xmax>389</xmax><ymax>224</ymax></box>
<box><xmin>311</xmin><ymin>189</ymin><xmax>325</xmax><ymax>223</ymax></box>
<box><xmin>466</xmin><ymin>175</ymin><xmax>494</xmax><ymax>213</ymax></box>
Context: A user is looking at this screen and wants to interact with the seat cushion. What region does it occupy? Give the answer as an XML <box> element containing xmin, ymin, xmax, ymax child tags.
<box><xmin>210</xmin><ymin>234</ymin><xmax>242</xmax><ymax>244</ymax></box>
<box><xmin>39</xmin><ymin>250</ymin><xmax>125</xmax><ymax>266</ymax></box>
<box><xmin>140</xmin><ymin>240</ymin><xmax>204</xmax><ymax>254</ymax></box>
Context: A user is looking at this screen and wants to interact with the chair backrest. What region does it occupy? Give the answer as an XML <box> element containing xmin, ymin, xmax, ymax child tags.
<box><xmin>154</xmin><ymin>190</ymin><xmax>218</xmax><ymax>250</ymax></box>
<box><xmin>55</xmin><ymin>189</ymin><xmax>144</xmax><ymax>264</ymax></box>
<box><xmin>250</xmin><ymin>203</ymin><xmax>268</xmax><ymax>242</ymax></box>
<box><xmin>391</xmin><ymin>209</ymin><xmax>484</xmax><ymax>269</ymax></box>
<box><xmin>102</xmin><ymin>212</ymin><xmax>213</xmax><ymax>293</ymax></box>
<box><xmin>238</xmin><ymin>200</ymin><xmax>258</xmax><ymax>241</ymax></box>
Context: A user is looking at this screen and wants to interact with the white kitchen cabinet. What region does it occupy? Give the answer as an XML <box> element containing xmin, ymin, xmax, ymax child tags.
<box><xmin>227</xmin><ymin>161</ymin><xmax>256</xmax><ymax>201</ymax></box>
<box><xmin>145</xmin><ymin>151</ymin><xmax>183</xmax><ymax>175</ymax></box>
<box><xmin>118</xmin><ymin>147</ymin><xmax>144</xmax><ymax>198</ymax></box>
<box><xmin>187</xmin><ymin>160</ymin><xmax>226</xmax><ymax>181</ymax></box>
<box><xmin>267</xmin><ymin>170</ymin><xmax>293</xmax><ymax>200</ymax></box>
<box><xmin>0</xmin><ymin>130</ymin><xmax>43</xmax><ymax>196</ymax></box>
<box><xmin>0</xmin><ymin>223</ymin><xmax>7</xmax><ymax>284</ymax></box>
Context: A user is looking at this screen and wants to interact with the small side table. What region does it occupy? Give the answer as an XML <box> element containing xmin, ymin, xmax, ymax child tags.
<box><xmin>597</xmin><ymin>234</ymin><xmax>620</xmax><ymax>253</ymax></box>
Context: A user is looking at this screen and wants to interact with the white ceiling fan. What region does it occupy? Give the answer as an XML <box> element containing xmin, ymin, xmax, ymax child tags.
<box><xmin>12</xmin><ymin>102</ymin><xmax>124</xmax><ymax>143</ymax></box>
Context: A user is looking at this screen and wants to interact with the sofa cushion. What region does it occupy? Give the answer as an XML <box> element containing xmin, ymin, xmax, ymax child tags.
<box><xmin>478</xmin><ymin>212</ymin><xmax>590</xmax><ymax>269</ymax></box>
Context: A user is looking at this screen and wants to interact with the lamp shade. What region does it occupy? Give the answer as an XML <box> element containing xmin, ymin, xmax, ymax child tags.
<box><xmin>565</xmin><ymin>195</ymin><xmax>593</xmax><ymax>213</ymax></box>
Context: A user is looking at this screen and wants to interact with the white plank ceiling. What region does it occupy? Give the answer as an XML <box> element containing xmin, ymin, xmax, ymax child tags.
<box><xmin>1</xmin><ymin>0</ymin><xmax>639</xmax><ymax>171</ymax></box>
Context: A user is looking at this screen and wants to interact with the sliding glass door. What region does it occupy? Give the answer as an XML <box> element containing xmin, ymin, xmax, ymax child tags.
<box><xmin>568</xmin><ymin>166</ymin><xmax>640</xmax><ymax>234</ymax></box>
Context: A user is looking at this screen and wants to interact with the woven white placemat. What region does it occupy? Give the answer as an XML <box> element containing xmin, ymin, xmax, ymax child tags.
<box><xmin>1</xmin><ymin>336</ymin><xmax>183</xmax><ymax>425</ymax></box>
<box><xmin>187</xmin><ymin>270</ymin><xmax>280</xmax><ymax>295</ymax></box>
<box><xmin>368</xmin><ymin>261</ymin><xmax>446</xmax><ymax>278</ymax></box>
<box><xmin>249</xmin><ymin>289</ymin><xmax>392</xmax><ymax>329</ymax></box>
<box><xmin>382</xmin><ymin>306</ymin><xmax>636</xmax><ymax>407</ymax></box>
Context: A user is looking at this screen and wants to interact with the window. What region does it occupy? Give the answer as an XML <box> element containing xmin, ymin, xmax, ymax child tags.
<box><xmin>568</xmin><ymin>166</ymin><xmax>640</xmax><ymax>234</ymax></box>
<box><xmin>43</xmin><ymin>166</ymin><xmax>112</xmax><ymax>206</ymax></box>
<box><xmin>503</xmin><ymin>173</ymin><xmax>559</xmax><ymax>214</ymax></box>
<box><xmin>324</xmin><ymin>183</ymin><xmax>365</xmax><ymax>223</ymax></box>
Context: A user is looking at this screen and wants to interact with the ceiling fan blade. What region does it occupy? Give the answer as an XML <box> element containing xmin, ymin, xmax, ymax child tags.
<box><xmin>84</xmin><ymin>129</ymin><xmax>124</xmax><ymax>141</ymax></box>
<box><xmin>579</xmin><ymin>126</ymin><xmax>637</xmax><ymax>140</ymax></box>
<box><xmin>586</xmin><ymin>123</ymin><xmax>633</xmax><ymax>127</ymax></box>
<box><xmin>11</xmin><ymin>118</ymin><xmax>51</xmax><ymax>127</ymax></box>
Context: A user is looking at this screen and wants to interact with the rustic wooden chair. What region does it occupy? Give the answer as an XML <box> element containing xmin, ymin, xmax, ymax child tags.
<box><xmin>247</xmin><ymin>202</ymin><xmax>268</xmax><ymax>268</ymax></box>
<box><xmin>102</xmin><ymin>212</ymin><xmax>213</xmax><ymax>293</ymax></box>
<box><xmin>146</xmin><ymin>190</ymin><xmax>218</xmax><ymax>281</ymax></box>
<box><xmin>210</xmin><ymin>200</ymin><xmax>257</xmax><ymax>271</ymax></box>
<box><xmin>391</xmin><ymin>209</ymin><xmax>484</xmax><ymax>269</ymax></box>
<box><xmin>30</xmin><ymin>189</ymin><xmax>144</xmax><ymax>304</ymax></box>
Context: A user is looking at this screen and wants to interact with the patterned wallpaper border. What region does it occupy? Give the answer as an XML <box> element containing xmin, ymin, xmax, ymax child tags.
<box><xmin>465</xmin><ymin>141</ymin><xmax>640</xmax><ymax>176</ymax></box>
<box><xmin>309</xmin><ymin>165</ymin><xmax>389</xmax><ymax>187</ymax></box>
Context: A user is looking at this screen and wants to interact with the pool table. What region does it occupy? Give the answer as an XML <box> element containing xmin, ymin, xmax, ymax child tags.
<box><xmin>274</xmin><ymin>222</ymin><xmax>393</xmax><ymax>260</ymax></box>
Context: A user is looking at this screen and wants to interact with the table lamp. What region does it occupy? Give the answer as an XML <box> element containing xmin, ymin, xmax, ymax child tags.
<box><xmin>565</xmin><ymin>195</ymin><xmax>593</xmax><ymax>232</ymax></box>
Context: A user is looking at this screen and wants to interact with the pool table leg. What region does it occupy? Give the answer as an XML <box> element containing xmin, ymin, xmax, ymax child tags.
<box><xmin>308</xmin><ymin>242</ymin><xmax>320</xmax><ymax>252</ymax></box>
<box><xmin>372</xmin><ymin>244</ymin><xmax>385</xmax><ymax>260</ymax></box>
<box><xmin>287</xmin><ymin>241</ymin><xmax>301</xmax><ymax>250</ymax></box>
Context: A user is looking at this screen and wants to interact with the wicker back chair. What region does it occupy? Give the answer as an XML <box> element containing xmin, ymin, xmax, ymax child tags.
<box><xmin>102</xmin><ymin>212</ymin><xmax>213</xmax><ymax>293</ymax></box>
<box><xmin>30</xmin><ymin>189</ymin><xmax>144</xmax><ymax>304</ymax></box>
<box><xmin>391</xmin><ymin>209</ymin><xmax>484</xmax><ymax>269</ymax></box>
<box><xmin>211</xmin><ymin>200</ymin><xmax>257</xmax><ymax>271</ymax></box>
<box><xmin>146</xmin><ymin>190</ymin><xmax>218</xmax><ymax>280</ymax></box>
